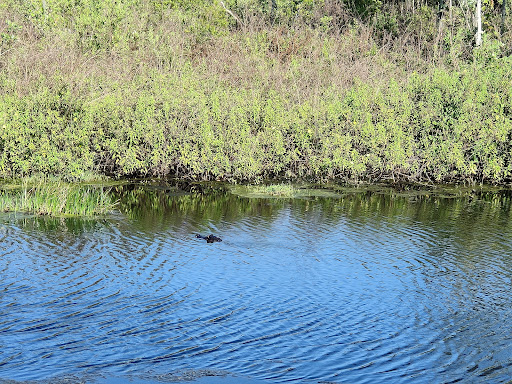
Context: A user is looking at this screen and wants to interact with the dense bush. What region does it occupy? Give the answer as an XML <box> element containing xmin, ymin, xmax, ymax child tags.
<box><xmin>1</xmin><ymin>0</ymin><xmax>512</xmax><ymax>184</ymax></box>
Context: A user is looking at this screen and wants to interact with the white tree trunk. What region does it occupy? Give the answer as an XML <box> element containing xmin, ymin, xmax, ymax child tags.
<box><xmin>475</xmin><ymin>0</ymin><xmax>482</xmax><ymax>46</ymax></box>
<box><xmin>502</xmin><ymin>0</ymin><xmax>507</xmax><ymax>35</ymax></box>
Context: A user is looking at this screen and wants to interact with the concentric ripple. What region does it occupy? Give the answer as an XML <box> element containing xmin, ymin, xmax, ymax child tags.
<box><xmin>1</xmin><ymin>191</ymin><xmax>512</xmax><ymax>383</ymax></box>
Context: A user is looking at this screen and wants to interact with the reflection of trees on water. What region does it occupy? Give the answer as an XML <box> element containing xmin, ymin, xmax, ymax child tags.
<box><xmin>5</xmin><ymin>214</ymin><xmax>105</xmax><ymax>235</ymax></box>
<box><xmin>113</xmin><ymin>184</ymin><xmax>287</xmax><ymax>230</ymax></box>
<box><xmin>112</xmin><ymin>184</ymin><xmax>512</xmax><ymax>253</ymax></box>
<box><xmin>4</xmin><ymin>183</ymin><xmax>512</xmax><ymax>255</ymax></box>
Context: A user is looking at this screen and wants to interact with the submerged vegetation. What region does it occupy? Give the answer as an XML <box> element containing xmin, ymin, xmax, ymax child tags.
<box><xmin>1</xmin><ymin>1</ymin><xmax>512</xmax><ymax>184</ymax></box>
<box><xmin>230</xmin><ymin>183</ymin><xmax>345</xmax><ymax>198</ymax></box>
<box><xmin>0</xmin><ymin>181</ymin><xmax>116</xmax><ymax>216</ymax></box>
<box><xmin>240</xmin><ymin>184</ymin><xmax>299</xmax><ymax>197</ymax></box>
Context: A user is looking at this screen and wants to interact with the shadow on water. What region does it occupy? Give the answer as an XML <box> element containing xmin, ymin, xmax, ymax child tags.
<box><xmin>2</xmin><ymin>182</ymin><xmax>512</xmax><ymax>383</ymax></box>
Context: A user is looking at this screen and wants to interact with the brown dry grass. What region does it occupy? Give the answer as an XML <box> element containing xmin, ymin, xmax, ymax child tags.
<box><xmin>1</xmin><ymin>3</ymin><xmax>418</xmax><ymax>103</ymax></box>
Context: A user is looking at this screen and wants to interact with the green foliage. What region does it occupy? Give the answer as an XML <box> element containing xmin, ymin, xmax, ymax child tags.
<box><xmin>473</xmin><ymin>36</ymin><xmax>505</xmax><ymax>65</ymax></box>
<box><xmin>0</xmin><ymin>79</ymin><xmax>93</xmax><ymax>179</ymax></box>
<box><xmin>2</xmin><ymin>0</ymin><xmax>512</xmax><ymax>186</ymax></box>
<box><xmin>2</xmin><ymin>56</ymin><xmax>512</xmax><ymax>184</ymax></box>
<box><xmin>350</xmin><ymin>0</ymin><xmax>382</xmax><ymax>18</ymax></box>
<box><xmin>408</xmin><ymin>60</ymin><xmax>512</xmax><ymax>182</ymax></box>
<box><xmin>0</xmin><ymin>19</ymin><xmax>21</xmax><ymax>54</ymax></box>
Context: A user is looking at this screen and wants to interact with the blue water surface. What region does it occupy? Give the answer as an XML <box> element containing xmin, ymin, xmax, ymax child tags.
<box><xmin>1</xmin><ymin>186</ymin><xmax>512</xmax><ymax>383</ymax></box>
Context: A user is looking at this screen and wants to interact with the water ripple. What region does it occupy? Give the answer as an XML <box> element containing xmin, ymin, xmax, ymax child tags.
<box><xmin>1</xmin><ymin>195</ymin><xmax>512</xmax><ymax>383</ymax></box>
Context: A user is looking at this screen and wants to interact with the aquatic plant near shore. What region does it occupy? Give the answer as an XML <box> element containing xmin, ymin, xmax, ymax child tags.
<box><xmin>0</xmin><ymin>182</ymin><xmax>117</xmax><ymax>216</ymax></box>
<box><xmin>230</xmin><ymin>184</ymin><xmax>326</xmax><ymax>198</ymax></box>
<box><xmin>251</xmin><ymin>184</ymin><xmax>298</xmax><ymax>197</ymax></box>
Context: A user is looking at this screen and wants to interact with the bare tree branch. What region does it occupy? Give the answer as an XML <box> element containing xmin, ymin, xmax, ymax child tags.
<box><xmin>219</xmin><ymin>1</ymin><xmax>244</xmax><ymax>27</ymax></box>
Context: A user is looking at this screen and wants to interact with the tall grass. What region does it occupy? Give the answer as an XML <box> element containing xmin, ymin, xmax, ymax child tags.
<box><xmin>0</xmin><ymin>182</ymin><xmax>116</xmax><ymax>216</ymax></box>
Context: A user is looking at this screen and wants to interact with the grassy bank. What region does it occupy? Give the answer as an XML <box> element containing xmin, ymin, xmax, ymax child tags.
<box><xmin>1</xmin><ymin>1</ymin><xmax>512</xmax><ymax>184</ymax></box>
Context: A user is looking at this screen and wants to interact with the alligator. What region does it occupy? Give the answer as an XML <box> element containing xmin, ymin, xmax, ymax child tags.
<box><xmin>196</xmin><ymin>234</ymin><xmax>222</xmax><ymax>243</ymax></box>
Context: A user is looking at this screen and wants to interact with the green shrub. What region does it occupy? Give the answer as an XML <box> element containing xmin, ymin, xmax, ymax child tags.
<box><xmin>2</xmin><ymin>0</ymin><xmax>512</xmax><ymax>185</ymax></box>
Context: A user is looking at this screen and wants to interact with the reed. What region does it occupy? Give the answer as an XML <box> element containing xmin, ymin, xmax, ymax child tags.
<box><xmin>0</xmin><ymin>182</ymin><xmax>117</xmax><ymax>216</ymax></box>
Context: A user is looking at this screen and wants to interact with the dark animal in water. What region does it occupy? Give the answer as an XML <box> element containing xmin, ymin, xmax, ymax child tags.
<box><xmin>196</xmin><ymin>234</ymin><xmax>222</xmax><ymax>243</ymax></box>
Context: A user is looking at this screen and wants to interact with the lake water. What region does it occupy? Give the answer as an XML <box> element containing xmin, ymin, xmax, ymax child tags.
<box><xmin>1</xmin><ymin>183</ymin><xmax>512</xmax><ymax>384</ymax></box>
